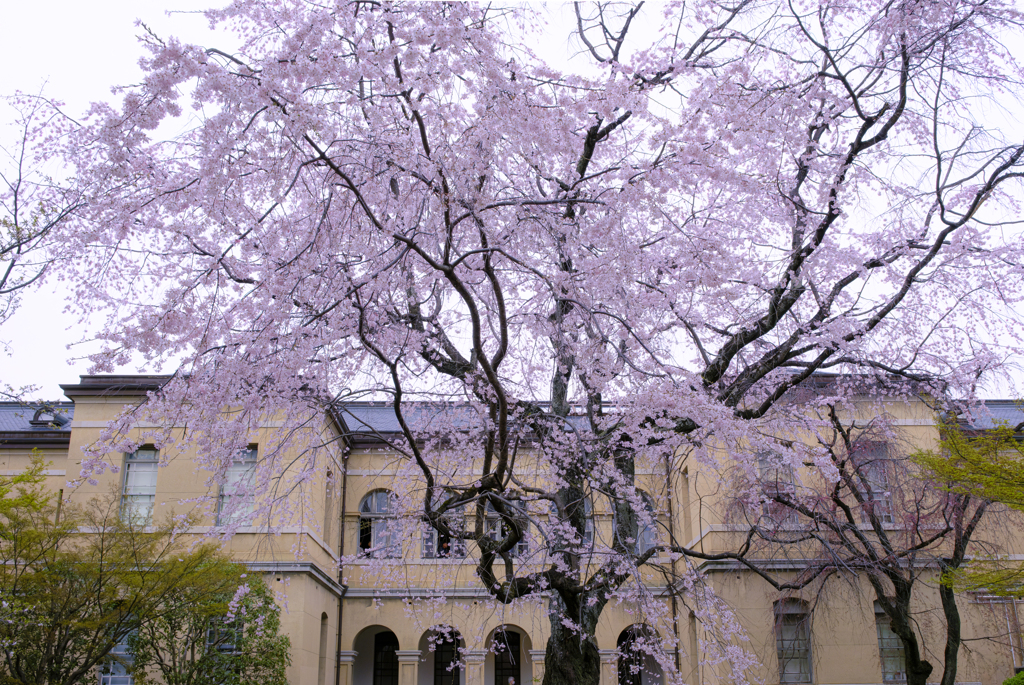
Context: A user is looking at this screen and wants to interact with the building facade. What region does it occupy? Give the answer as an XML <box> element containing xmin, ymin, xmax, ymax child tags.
<box><xmin>1</xmin><ymin>375</ymin><xmax>1022</xmax><ymax>685</ymax></box>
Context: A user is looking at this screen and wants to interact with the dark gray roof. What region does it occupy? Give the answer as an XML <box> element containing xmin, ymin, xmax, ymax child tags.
<box><xmin>0</xmin><ymin>402</ymin><xmax>74</xmax><ymax>432</ymax></box>
<box><xmin>332</xmin><ymin>402</ymin><xmax>591</xmax><ymax>446</ymax></box>
<box><xmin>966</xmin><ymin>400</ymin><xmax>1024</xmax><ymax>431</ymax></box>
<box><xmin>334</xmin><ymin>403</ymin><xmax>485</xmax><ymax>436</ymax></box>
<box><xmin>0</xmin><ymin>402</ymin><xmax>74</xmax><ymax>448</ymax></box>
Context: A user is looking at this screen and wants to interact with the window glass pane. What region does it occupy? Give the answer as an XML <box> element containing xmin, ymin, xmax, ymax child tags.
<box><xmin>217</xmin><ymin>450</ymin><xmax>257</xmax><ymax>526</ymax></box>
<box><xmin>359</xmin><ymin>491</ymin><xmax>398</xmax><ymax>557</ymax></box>
<box><xmin>122</xmin><ymin>450</ymin><xmax>158</xmax><ymax>525</ymax></box>
<box><xmin>776</xmin><ymin>613</ymin><xmax>811</xmax><ymax>683</ymax></box>
<box><xmin>100</xmin><ymin>639</ymin><xmax>134</xmax><ymax>685</ymax></box>
<box><xmin>876</xmin><ymin>610</ymin><xmax>907</xmax><ymax>682</ymax></box>
<box><xmin>373</xmin><ymin>632</ymin><xmax>399</xmax><ymax>685</ymax></box>
<box><xmin>583</xmin><ymin>498</ymin><xmax>594</xmax><ymax>546</ymax></box>
<box><xmin>857</xmin><ymin>443</ymin><xmax>893</xmax><ymax>524</ymax></box>
<box><xmin>208</xmin><ymin>617</ymin><xmax>242</xmax><ymax>654</ymax></box>
<box><xmin>494</xmin><ymin>630</ymin><xmax>520</xmax><ymax>685</ymax></box>
<box><xmin>636</xmin><ymin>492</ymin><xmax>657</xmax><ymax>554</ymax></box>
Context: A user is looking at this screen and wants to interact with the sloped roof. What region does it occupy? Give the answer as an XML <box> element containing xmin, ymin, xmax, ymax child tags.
<box><xmin>0</xmin><ymin>402</ymin><xmax>74</xmax><ymax>448</ymax></box>
<box><xmin>967</xmin><ymin>400</ymin><xmax>1024</xmax><ymax>432</ymax></box>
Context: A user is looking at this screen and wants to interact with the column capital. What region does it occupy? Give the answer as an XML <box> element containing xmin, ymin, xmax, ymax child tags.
<box><xmin>337</xmin><ymin>650</ymin><xmax>357</xmax><ymax>664</ymax></box>
<box><xmin>463</xmin><ymin>649</ymin><xmax>488</xmax><ymax>664</ymax></box>
<box><xmin>599</xmin><ymin>649</ymin><xmax>619</xmax><ymax>663</ymax></box>
<box><xmin>396</xmin><ymin>649</ymin><xmax>421</xmax><ymax>663</ymax></box>
<box><xmin>527</xmin><ymin>649</ymin><xmax>547</xmax><ymax>662</ymax></box>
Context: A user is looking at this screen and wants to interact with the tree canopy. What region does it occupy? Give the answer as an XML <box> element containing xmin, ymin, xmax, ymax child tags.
<box><xmin>914</xmin><ymin>416</ymin><xmax>1024</xmax><ymax>596</ymax></box>
<box><xmin>29</xmin><ymin>2</ymin><xmax>1024</xmax><ymax>683</ymax></box>
<box><xmin>0</xmin><ymin>461</ymin><xmax>263</xmax><ymax>685</ymax></box>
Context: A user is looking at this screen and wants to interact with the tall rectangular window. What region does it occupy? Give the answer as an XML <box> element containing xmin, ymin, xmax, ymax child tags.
<box><xmin>758</xmin><ymin>451</ymin><xmax>798</xmax><ymax>527</ymax></box>
<box><xmin>875</xmin><ymin>604</ymin><xmax>907</xmax><ymax>682</ymax></box>
<box><xmin>857</xmin><ymin>442</ymin><xmax>893</xmax><ymax>524</ymax></box>
<box><xmin>121</xmin><ymin>448</ymin><xmax>159</xmax><ymax>525</ymax></box>
<box><xmin>423</xmin><ymin>501</ymin><xmax>467</xmax><ymax>560</ymax></box>
<box><xmin>324</xmin><ymin>470</ymin><xmax>335</xmax><ymax>547</ymax></box>
<box><xmin>217</xmin><ymin>447</ymin><xmax>257</xmax><ymax>526</ymax></box>
<box><xmin>485</xmin><ymin>515</ymin><xmax>528</xmax><ymax>558</ymax></box>
<box><xmin>775</xmin><ymin>600</ymin><xmax>812</xmax><ymax>683</ymax></box>
<box><xmin>207</xmin><ymin>616</ymin><xmax>242</xmax><ymax>655</ymax></box>
<box><xmin>99</xmin><ymin>638</ymin><xmax>134</xmax><ymax>685</ymax></box>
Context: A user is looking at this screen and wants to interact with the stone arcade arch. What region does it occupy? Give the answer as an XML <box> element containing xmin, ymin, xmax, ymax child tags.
<box><xmin>483</xmin><ymin>624</ymin><xmax>534</xmax><ymax>685</ymax></box>
<box><xmin>352</xmin><ymin>625</ymin><xmax>401</xmax><ymax>685</ymax></box>
<box><xmin>616</xmin><ymin>624</ymin><xmax>665</xmax><ymax>685</ymax></box>
<box><xmin>417</xmin><ymin>627</ymin><xmax>465</xmax><ymax>685</ymax></box>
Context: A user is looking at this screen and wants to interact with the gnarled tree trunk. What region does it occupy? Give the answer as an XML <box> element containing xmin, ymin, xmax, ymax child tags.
<box><xmin>543</xmin><ymin>593</ymin><xmax>603</xmax><ymax>685</ymax></box>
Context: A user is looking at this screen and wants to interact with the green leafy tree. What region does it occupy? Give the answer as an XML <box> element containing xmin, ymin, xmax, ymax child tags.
<box><xmin>127</xmin><ymin>570</ymin><xmax>290</xmax><ymax>685</ymax></box>
<box><xmin>0</xmin><ymin>470</ymin><xmax>242</xmax><ymax>685</ymax></box>
<box><xmin>914</xmin><ymin>416</ymin><xmax>1024</xmax><ymax>595</ymax></box>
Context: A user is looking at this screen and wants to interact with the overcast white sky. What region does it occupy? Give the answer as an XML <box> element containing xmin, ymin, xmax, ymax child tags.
<box><xmin>0</xmin><ymin>1</ymin><xmax>222</xmax><ymax>398</ymax></box>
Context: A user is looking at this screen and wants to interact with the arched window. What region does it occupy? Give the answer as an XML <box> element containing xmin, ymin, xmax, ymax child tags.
<box><xmin>774</xmin><ymin>599</ymin><xmax>812</xmax><ymax>683</ymax></box>
<box><xmin>359</xmin><ymin>490</ymin><xmax>398</xmax><ymax>557</ymax></box>
<box><xmin>617</xmin><ymin>625</ymin><xmax>656</xmax><ymax>685</ymax></box>
<box><xmin>373</xmin><ymin>631</ymin><xmax>399</xmax><ymax>685</ymax></box>
<box><xmin>493</xmin><ymin>628</ymin><xmax>522</xmax><ymax>685</ymax></box>
<box><xmin>583</xmin><ymin>496</ymin><xmax>595</xmax><ymax>547</ymax></box>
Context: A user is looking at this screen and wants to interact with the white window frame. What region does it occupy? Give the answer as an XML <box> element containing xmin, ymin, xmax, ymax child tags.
<box><xmin>359</xmin><ymin>490</ymin><xmax>399</xmax><ymax>558</ymax></box>
<box><xmin>216</xmin><ymin>447</ymin><xmax>258</xmax><ymax>526</ymax></box>
<box><xmin>758</xmin><ymin>451</ymin><xmax>799</xmax><ymax>528</ymax></box>
<box><xmin>635</xmin><ymin>491</ymin><xmax>658</xmax><ymax>555</ymax></box>
<box><xmin>775</xmin><ymin>599</ymin><xmax>812</xmax><ymax>684</ymax></box>
<box><xmin>422</xmin><ymin>495</ymin><xmax>467</xmax><ymax>559</ymax></box>
<box><xmin>207</xmin><ymin>615</ymin><xmax>243</xmax><ymax>655</ymax></box>
<box><xmin>99</xmin><ymin>638</ymin><xmax>134</xmax><ymax>685</ymax></box>
<box><xmin>856</xmin><ymin>442</ymin><xmax>894</xmax><ymax>525</ymax></box>
<box><xmin>121</xmin><ymin>448</ymin><xmax>159</xmax><ymax>526</ymax></box>
<box><xmin>484</xmin><ymin>501</ymin><xmax>529</xmax><ymax>558</ymax></box>
<box><xmin>875</xmin><ymin>603</ymin><xmax>907</xmax><ymax>682</ymax></box>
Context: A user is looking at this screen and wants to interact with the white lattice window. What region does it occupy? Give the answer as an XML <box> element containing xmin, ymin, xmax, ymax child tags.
<box><xmin>217</xmin><ymin>447</ymin><xmax>257</xmax><ymax>526</ymax></box>
<box><xmin>857</xmin><ymin>442</ymin><xmax>893</xmax><ymax>524</ymax></box>
<box><xmin>758</xmin><ymin>451</ymin><xmax>799</xmax><ymax>527</ymax></box>
<box><xmin>485</xmin><ymin>501</ymin><xmax>529</xmax><ymax>558</ymax></box>
<box><xmin>775</xmin><ymin>599</ymin><xmax>812</xmax><ymax>683</ymax></box>
<box><xmin>422</xmin><ymin>494</ymin><xmax>466</xmax><ymax>559</ymax></box>
<box><xmin>875</xmin><ymin>603</ymin><xmax>907</xmax><ymax>682</ymax></box>
<box><xmin>121</xmin><ymin>448</ymin><xmax>158</xmax><ymax>525</ymax></box>
<box><xmin>99</xmin><ymin>639</ymin><xmax>133</xmax><ymax>685</ymax></box>
<box><xmin>359</xmin><ymin>490</ymin><xmax>399</xmax><ymax>558</ymax></box>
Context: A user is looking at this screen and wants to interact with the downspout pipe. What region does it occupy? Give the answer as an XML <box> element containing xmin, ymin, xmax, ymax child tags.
<box><xmin>663</xmin><ymin>451</ymin><xmax>682</xmax><ymax>676</ymax></box>
<box><xmin>334</xmin><ymin>439</ymin><xmax>351</xmax><ymax>685</ymax></box>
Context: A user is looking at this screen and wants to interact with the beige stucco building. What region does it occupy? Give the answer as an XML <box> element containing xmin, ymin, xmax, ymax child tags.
<box><xmin>1</xmin><ymin>375</ymin><xmax>1022</xmax><ymax>685</ymax></box>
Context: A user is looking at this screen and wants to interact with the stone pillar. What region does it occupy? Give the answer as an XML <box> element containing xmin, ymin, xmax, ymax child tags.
<box><xmin>463</xmin><ymin>649</ymin><xmax>487</xmax><ymax>685</ymax></box>
<box><xmin>599</xmin><ymin>649</ymin><xmax>618</xmax><ymax>685</ymax></box>
<box><xmin>528</xmin><ymin>649</ymin><xmax>547</xmax><ymax>684</ymax></box>
<box><xmin>396</xmin><ymin>650</ymin><xmax>421</xmax><ymax>685</ymax></box>
<box><xmin>336</xmin><ymin>651</ymin><xmax>357</xmax><ymax>685</ymax></box>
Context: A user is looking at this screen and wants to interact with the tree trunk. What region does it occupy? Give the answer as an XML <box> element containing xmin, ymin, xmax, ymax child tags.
<box><xmin>542</xmin><ymin>594</ymin><xmax>603</xmax><ymax>685</ymax></box>
<box><xmin>938</xmin><ymin>580</ymin><xmax>961</xmax><ymax>685</ymax></box>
